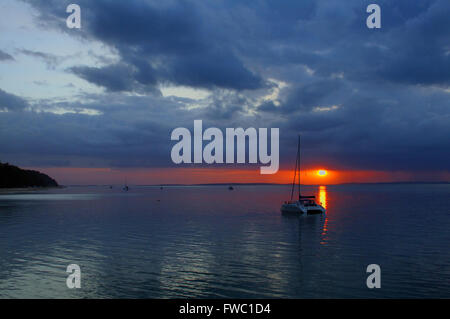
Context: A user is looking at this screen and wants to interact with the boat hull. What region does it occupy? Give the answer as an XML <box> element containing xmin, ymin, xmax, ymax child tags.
<box><xmin>304</xmin><ymin>206</ymin><xmax>326</xmax><ymax>214</ymax></box>
<box><xmin>281</xmin><ymin>203</ymin><xmax>307</xmax><ymax>214</ymax></box>
<box><xmin>281</xmin><ymin>202</ymin><xmax>326</xmax><ymax>215</ymax></box>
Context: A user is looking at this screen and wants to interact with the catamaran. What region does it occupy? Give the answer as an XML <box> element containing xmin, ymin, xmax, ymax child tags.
<box><xmin>281</xmin><ymin>136</ymin><xmax>326</xmax><ymax>215</ymax></box>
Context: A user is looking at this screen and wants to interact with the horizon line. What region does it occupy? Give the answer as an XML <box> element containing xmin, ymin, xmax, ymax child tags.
<box><xmin>63</xmin><ymin>181</ymin><xmax>450</xmax><ymax>187</ymax></box>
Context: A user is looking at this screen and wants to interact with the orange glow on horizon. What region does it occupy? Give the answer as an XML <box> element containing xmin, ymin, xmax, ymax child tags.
<box><xmin>26</xmin><ymin>166</ymin><xmax>450</xmax><ymax>185</ymax></box>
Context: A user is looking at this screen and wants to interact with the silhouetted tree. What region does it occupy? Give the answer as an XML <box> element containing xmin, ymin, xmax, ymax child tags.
<box><xmin>0</xmin><ymin>162</ymin><xmax>58</xmax><ymax>188</ymax></box>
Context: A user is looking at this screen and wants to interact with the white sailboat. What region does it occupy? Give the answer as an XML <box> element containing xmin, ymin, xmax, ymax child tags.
<box><xmin>281</xmin><ymin>135</ymin><xmax>326</xmax><ymax>215</ymax></box>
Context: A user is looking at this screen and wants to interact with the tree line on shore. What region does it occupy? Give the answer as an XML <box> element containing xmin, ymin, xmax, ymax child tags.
<box><xmin>0</xmin><ymin>162</ymin><xmax>58</xmax><ymax>188</ymax></box>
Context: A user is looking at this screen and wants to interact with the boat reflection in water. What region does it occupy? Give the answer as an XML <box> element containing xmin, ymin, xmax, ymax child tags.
<box><xmin>282</xmin><ymin>185</ymin><xmax>330</xmax><ymax>247</ymax></box>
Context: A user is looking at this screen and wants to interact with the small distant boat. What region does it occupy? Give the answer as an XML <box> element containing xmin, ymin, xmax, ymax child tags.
<box><xmin>228</xmin><ymin>186</ymin><xmax>234</xmax><ymax>190</ymax></box>
<box><xmin>123</xmin><ymin>177</ymin><xmax>129</xmax><ymax>191</ymax></box>
<box><xmin>281</xmin><ymin>135</ymin><xmax>326</xmax><ymax>215</ymax></box>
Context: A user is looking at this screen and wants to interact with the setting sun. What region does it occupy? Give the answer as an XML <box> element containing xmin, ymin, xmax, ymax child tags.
<box><xmin>317</xmin><ymin>169</ymin><xmax>328</xmax><ymax>177</ymax></box>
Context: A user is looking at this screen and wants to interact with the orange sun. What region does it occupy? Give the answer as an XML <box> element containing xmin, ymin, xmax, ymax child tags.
<box><xmin>317</xmin><ymin>169</ymin><xmax>328</xmax><ymax>177</ymax></box>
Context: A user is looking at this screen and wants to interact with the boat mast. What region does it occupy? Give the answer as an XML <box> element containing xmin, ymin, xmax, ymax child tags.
<box><xmin>290</xmin><ymin>142</ymin><xmax>298</xmax><ymax>201</ymax></box>
<box><xmin>298</xmin><ymin>135</ymin><xmax>301</xmax><ymax>200</ymax></box>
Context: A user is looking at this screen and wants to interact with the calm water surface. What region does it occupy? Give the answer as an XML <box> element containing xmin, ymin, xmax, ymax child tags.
<box><xmin>0</xmin><ymin>184</ymin><xmax>449</xmax><ymax>298</ymax></box>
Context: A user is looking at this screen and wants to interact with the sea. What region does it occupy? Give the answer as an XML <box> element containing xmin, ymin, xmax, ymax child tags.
<box><xmin>0</xmin><ymin>184</ymin><xmax>449</xmax><ymax>298</ymax></box>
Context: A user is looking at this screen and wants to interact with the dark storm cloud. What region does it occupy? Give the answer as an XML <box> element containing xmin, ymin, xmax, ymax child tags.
<box><xmin>22</xmin><ymin>0</ymin><xmax>448</xmax><ymax>87</ymax></box>
<box><xmin>374</xmin><ymin>0</ymin><xmax>450</xmax><ymax>86</ymax></box>
<box><xmin>274</xmin><ymin>83</ymin><xmax>450</xmax><ymax>171</ymax></box>
<box><xmin>0</xmin><ymin>89</ymin><xmax>28</xmax><ymax>111</ymax></box>
<box><xmin>70</xmin><ymin>63</ymin><xmax>155</xmax><ymax>93</ymax></box>
<box><xmin>22</xmin><ymin>0</ymin><xmax>264</xmax><ymax>91</ymax></box>
<box><xmin>5</xmin><ymin>0</ymin><xmax>450</xmax><ymax>173</ymax></box>
<box><xmin>0</xmin><ymin>92</ymin><xmax>177</xmax><ymax>167</ymax></box>
<box><xmin>0</xmin><ymin>90</ymin><xmax>253</xmax><ymax>168</ymax></box>
<box><xmin>0</xmin><ymin>50</ymin><xmax>14</xmax><ymax>61</ymax></box>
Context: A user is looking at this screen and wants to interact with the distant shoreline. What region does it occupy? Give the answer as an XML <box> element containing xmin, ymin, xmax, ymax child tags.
<box><xmin>0</xmin><ymin>186</ymin><xmax>63</xmax><ymax>194</ymax></box>
<box><xmin>63</xmin><ymin>181</ymin><xmax>450</xmax><ymax>187</ymax></box>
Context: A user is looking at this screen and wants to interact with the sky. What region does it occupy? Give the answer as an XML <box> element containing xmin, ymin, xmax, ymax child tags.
<box><xmin>0</xmin><ymin>0</ymin><xmax>449</xmax><ymax>185</ymax></box>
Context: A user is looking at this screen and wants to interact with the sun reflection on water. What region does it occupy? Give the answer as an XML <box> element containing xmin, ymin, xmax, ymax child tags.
<box><xmin>319</xmin><ymin>186</ymin><xmax>329</xmax><ymax>243</ymax></box>
<box><xmin>319</xmin><ymin>185</ymin><xmax>327</xmax><ymax>209</ymax></box>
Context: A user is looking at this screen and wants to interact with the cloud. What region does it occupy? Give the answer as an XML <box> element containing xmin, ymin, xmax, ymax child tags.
<box><xmin>17</xmin><ymin>49</ymin><xmax>67</xmax><ymax>69</ymax></box>
<box><xmin>3</xmin><ymin>0</ymin><xmax>449</xmax><ymax>174</ymax></box>
<box><xmin>0</xmin><ymin>50</ymin><xmax>14</xmax><ymax>61</ymax></box>
<box><xmin>0</xmin><ymin>91</ymin><xmax>198</xmax><ymax>167</ymax></box>
<box><xmin>70</xmin><ymin>63</ymin><xmax>157</xmax><ymax>93</ymax></box>
<box><xmin>373</xmin><ymin>0</ymin><xmax>450</xmax><ymax>86</ymax></box>
<box><xmin>0</xmin><ymin>89</ymin><xmax>28</xmax><ymax>112</ymax></box>
<box><xmin>22</xmin><ymin>0</ymin><xmax>264</xmax><ymax>92</ymax></box>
